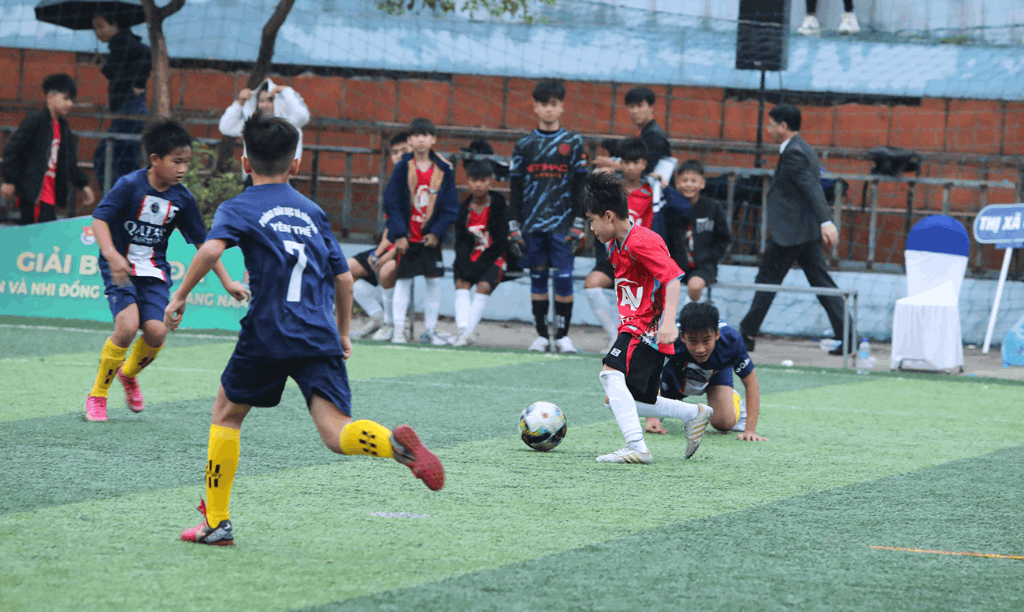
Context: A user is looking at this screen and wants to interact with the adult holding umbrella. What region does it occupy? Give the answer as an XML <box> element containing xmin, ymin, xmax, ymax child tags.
<box><xmin>36</xmin><ymin>1</ymin><xmax>151</xmax><ymax>192</ymax></box>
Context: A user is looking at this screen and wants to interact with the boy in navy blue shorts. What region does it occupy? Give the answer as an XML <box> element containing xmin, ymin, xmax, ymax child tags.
<box><xmin>508</xmin><ymin>81</ymin><xmax>588</xmax><ymax>353</ymax></box>
<box><xmin>85</xmin><ymin>118</ymin><xmax>248</xmax><ymax>422</ymax></box>
<box><xmin>165</xmin><ymin>112</ymin><xmax>444</xmax><ymax>546</ymax></box>
<box><xmin>657</xmin><ymin>302</ymin><xmax>767</xmax><ymax>441</ymax></box>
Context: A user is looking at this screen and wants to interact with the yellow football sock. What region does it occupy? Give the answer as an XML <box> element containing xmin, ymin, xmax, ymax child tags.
<box><xmin>121</xmin><ymin>336</ymin><xmax>162</xmax><ymax>378</ymax></box>
<box><xmin>205</xmin><ymin>424</ymin><xmax>240</xmax><ymax>526</ymax></box>
<box><xmin>89</xmin><ymin>338</ymin><xmax>129</xmax><ymax>398</ymax></box>
<box><xmin>339</xmin><ymin>420</ymin><xmax>394</xmax><ymax>458</ymax></box>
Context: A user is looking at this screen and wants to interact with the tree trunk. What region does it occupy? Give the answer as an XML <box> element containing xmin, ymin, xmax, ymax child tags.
<box><xmin>215</xmin><ymin>0</ymin><xmax>297</xmax><ymax>174</ymax></box>
<box><xmin>139</xmin><ymin>0</ymin><xmax>186</xmax><ymax>116</ymax></box>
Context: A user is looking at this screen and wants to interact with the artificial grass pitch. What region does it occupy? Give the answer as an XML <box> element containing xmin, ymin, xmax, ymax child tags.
<box><xmin>1</xmin><ymin>321</ymin><xmax>1022</xmax><ymax>612</ymax></box>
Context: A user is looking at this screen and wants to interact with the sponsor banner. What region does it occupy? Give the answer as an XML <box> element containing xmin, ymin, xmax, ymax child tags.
<box><xmin>0</xmin><ymin>217</ymin><xmax>248</xmax><ymax>331</ymax></box>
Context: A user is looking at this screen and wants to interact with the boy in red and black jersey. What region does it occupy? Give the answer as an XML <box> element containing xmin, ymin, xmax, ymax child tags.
<box><xmin>383</xmin><ymin>118</ymin><xmax>459</xmax><ymax>345</ymax></box>
<box><xmin>585</xmin><ymin>137</ymin><xmax>655</xmax><ymax>346</ymax></box>
<box><xmin>582</xmin><ymin>172</ymin><xmax>714</xmax><ymax>465</ymax></box>
<box><xmin>451</xmin><ymin>160</ymin><xmax>509</xmax><ymax>347</ymax></box>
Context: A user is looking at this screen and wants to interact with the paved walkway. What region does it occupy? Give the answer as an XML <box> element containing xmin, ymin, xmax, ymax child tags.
<box><xmin>352</xmin><ymin>314</ymin><xmax>1024</xmax><ymax>382</ymax></box>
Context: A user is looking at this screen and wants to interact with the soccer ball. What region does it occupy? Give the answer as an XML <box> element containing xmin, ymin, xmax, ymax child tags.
<box><xmin>518</xmin><ymin>401</ymin><xmax>567</xmax><ymax>452</ymax></box>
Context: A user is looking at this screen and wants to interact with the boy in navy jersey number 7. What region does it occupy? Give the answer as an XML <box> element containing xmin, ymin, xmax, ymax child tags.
<box><xmin>583</xmin><ymin>172</ymin><xmax>714</xmax><ymax>464</ymax></box>
<box><xmin>165</xmin><ymin>113</ymin><xmax>444</xmax><ymax>546</ymax></box>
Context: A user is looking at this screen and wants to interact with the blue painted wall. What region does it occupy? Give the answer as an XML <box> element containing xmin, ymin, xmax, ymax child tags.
<box><xmin>2</xmin><ymin>0</ymin><xmax>1023</xmax><ymax>100</ymax></box>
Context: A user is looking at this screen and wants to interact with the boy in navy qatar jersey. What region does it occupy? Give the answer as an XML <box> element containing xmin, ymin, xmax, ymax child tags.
<box><xmin>383</xmin><ymin>118</ymin><xmax>459</xmax><ymax>346</ymax></box>
<box><xmin>451</xmin><ymin>160</ymin><xmax>509</xmax><ymax>347</ymax></box>
<box><xmin>657</xmin><ymin>302</ymin><xmax>767</xmax><ymax>441</ymax></box>
<box><xmin>582</xmin><ymin>172</ymin><xmax>713</xmax><ymax>465</ymax></box>
<box><xmin>165</xmin><ymin>113</ymin><xmax>444</xmax><ymax>546</ymax></box>
<box><xmin>507</xmin><ymin>80</ymin><xmax>588</xmax><ymax>353</ymax></box>
<box><xmin>585</xmin><ymin>138</ymin><xmax>655</xmax><ymax>347</ymax></box>
<box><xmin>84</xmin><ymin>118</ymin><xmax>249</xmax><ymax>422</ymax></box>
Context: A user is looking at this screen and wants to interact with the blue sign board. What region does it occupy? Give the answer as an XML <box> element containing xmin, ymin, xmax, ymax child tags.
<box><xmin>973</xmin><ymin>203</ymin><xmax>1024</xmax><ymax>244</ymax></box>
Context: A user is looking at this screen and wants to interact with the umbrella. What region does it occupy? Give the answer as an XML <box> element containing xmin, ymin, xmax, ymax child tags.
<box><xmin>34</xmin><ymin>0</ymin><xmax>146</xmax><ymax>31</ymax></box>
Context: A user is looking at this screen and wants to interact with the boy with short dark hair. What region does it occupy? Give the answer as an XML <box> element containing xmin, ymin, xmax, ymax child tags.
<box><xmin>451</xmin><ymin>160</ymin><xmax>509</xmax><ymax>347</ymax></box>
<box><xmin>585</xmin><ymin>137</ymin><xmax>655</xmax><ymax>346</ymax></box>
<box><xmin>663</xmin><ymin>160</ymin><xmax>731</xmax><ymax>302</ymax></box>
<box><xmin>583</xmin><ymin>172</ymin><xmax>713</xmax><ymax>464</ymax></box>
<box><xmin>165</xmin><ymin>112</ymin><xmax>445</xmax><ymax>546</ymax></box>
<box><xmin>659</xmin><ymin>302</ymin><xmax>766</xmax><ymax>441</ymax></box>
<box><xmin>508</xmin><ymin>80</ymin><xmax>588</xmax><ymax>353</ymax></box>
<box><xmin>1</xmin><ymin>74</ymin><xmax>94</xmax><ymax>224</ymax></box>
<box><xmin>348</xmin><ymin>132</ymin><xmax>410</xmax><ymax>340</ymax></box>
<box><xmin>383</xmin><ymin>118</ymin><xmax>459</xmax><ymax>345</ymax></box>
<box><xmin>594</xmin><ymin>86</ymin><xmax>672</xmax><ymax>178</ymax></box>
<box><xmin>84</xmin><ymin>117</ymin><xmax>248</xmax><ymax>422</ymax></box>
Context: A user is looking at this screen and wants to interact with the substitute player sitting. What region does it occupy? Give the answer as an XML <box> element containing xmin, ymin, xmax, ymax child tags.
<box><xmin>349</xmin><ymin>132</ymin><xmax>410</xmax><ymax>341</ymax></box>
<box><xmin>659</xmin><ymin>302</ymin><xmax>767</xmax><ymax>441</ymax></box>
<box><xmin>583</xmin><ymin>172</ymin><xmax>714</xmax><ymax>464</ymax></box>
<box><xmin>165</xmin><ymin>113</ymin><xmax>444</xmax><ymax>546</ymax></box>
<box><xmin>585</xmin><ymin>137</ymin><xmax>654</xmax><ymax>348</ymax></box>
<box><xmin>451</xmin><ymin>160</ymin><xmax>509</xmax><ymax>347</ymax></box>
<box><xmin>85</xmin><ymin>118</ymin><xmax>248</xmax><ymax>422</ymax></box>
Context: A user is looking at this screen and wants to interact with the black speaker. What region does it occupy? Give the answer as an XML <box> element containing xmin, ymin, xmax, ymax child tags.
<box><xmin>736</xmin><ymin>0</ymin><xmax>790</xmax><ymax>72</ymax></box>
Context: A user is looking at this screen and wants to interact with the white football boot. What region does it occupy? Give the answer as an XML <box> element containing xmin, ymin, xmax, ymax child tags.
<box><xmin>555</xmin><ymin>336</ymin><xmax>579</xmax><ymax>354</ymax></box>
<box><xmin>528</xmin><ymin>336</ymin><xmax>550</xmax><ymax>352</ymax></box>
<box><xmin>838</xmin><ymin>12</ymin><xmax>860</xmax><ymax>34</ymax></box>
<box><xmin>797</xmin><ymin>15</ymin><xmax>820</xmax><ymax>36</ymax></box>
<box><xmin>371</xmin><ymin>324</ymin><xmax>394</xmax><ymax>341</ymax></box>
<box><xmin>595</xmin><ymin>442</ymin><xmax>653</xmax><ymax>465</ymax></box>
<box><xmin>684</xmin><ymin>403</ymin><xmax>714</xmax><ymax>459</ymax></box>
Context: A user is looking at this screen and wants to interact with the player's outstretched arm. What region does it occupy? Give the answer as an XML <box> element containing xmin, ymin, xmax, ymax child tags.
<box><xmin>334</xmin><ymin>271</ymin><xmax>354</xmax><ymax>360</ymax></box>
<box><xmin>737</xmin><ymin>370</ymin><xmax>767</xmax><ymax>442</ymax></box>
<box><xmin>206</xmin><ymin>252</ymin><xmax>250</xmax><ymax>302</ymax></box>
<box><xmin>165</xmin><ymin>239</ymin><xmax>228</xmax><ymax>332</ymax></box>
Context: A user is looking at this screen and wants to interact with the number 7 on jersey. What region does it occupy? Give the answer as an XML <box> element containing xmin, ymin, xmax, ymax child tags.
<box><xmin>283</xmin><ymin>240</ymin><xmax>307</xmax><ymax>302</ymax></box>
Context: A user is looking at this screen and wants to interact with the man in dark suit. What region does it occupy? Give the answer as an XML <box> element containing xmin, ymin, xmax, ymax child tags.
<box><xmin>739</xmin><ymin>104</ymin><xmax>850</xmax><ymax>356</ymax></box>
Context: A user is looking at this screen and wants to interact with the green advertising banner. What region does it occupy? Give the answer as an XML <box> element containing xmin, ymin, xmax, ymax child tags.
<box><xmin>0</xmin><ymin>217</ymin><xmax>248</xmax><ymax>331</ymax></box>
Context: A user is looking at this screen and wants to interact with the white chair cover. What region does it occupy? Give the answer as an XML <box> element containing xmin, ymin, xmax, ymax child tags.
<box><xmin>890</xmin><ymin>281</ymin><xmax>965</xmax><ymax>371</ymax></box>
<box><xmin>891</xmin><ymin>215</ymin><xmax>969</xmax><ymax>372</ymax></box>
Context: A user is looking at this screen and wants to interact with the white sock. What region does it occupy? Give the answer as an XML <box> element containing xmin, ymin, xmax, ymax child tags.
<box><xmin>467</xmin><ymin>292</ymin><xmax>489</xmax><ymax>335</ymax></box>
<box><xmin>599</xmin><ymin>369</ymin><xmax>647</xmax><ymax>452</ymax></box>
<box><xmin>352</xmin><ymin>279</ymin><xmax>382</xmax><ymax>318</ymax></box>
<box><xmin>454</xmin><ymin>288</ymin><xmax>471</xmax><ymax>331</ymax></box>
<box><xmin>381</xmin><ymin>287</ymin><xmax>395</xmax><ymax>325</ymax></box>
<box><xmin>586</xmin><ymin>287</ymin><xmax>618</xmax><ymax>341</ymax></box>
<box><xmin>635</xmin><ymin>396</ymin><xmax>701</xmax><ymax>422</ymax></box>
<box><xmin>392</xmin><ymin>278</ymin><xmax>413</xmax><ymax>336</ymax></box>
<box><xmin>423</xmin><ymin>276</ymin><xmax>441</xmax><ymax>331</ymax></box>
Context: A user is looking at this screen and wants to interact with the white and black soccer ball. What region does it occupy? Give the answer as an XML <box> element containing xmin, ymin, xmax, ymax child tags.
<box><xmin>518</xmin><ymin>401</ymin><xmax>567</xmax><ymax>452</ymax></box>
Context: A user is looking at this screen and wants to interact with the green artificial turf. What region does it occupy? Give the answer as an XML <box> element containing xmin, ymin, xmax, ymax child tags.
<box><xmin>1</xmin><ymin>320</ymin><xmax>1022</xmax><ymax>612</ymax></box>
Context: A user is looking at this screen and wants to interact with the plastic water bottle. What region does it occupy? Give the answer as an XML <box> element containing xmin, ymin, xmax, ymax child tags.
<box><xmin>820</xmin><ymin>338</ymin><xmax>839</xmax><ymax>352</ymax></box>
<box><xmin>856</xmin><ymin>338</ymin><xmax>873</xmax><ymax>375</ymax></box>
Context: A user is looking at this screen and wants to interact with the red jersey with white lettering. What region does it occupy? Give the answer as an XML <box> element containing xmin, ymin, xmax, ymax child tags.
<box><xmin>627</xmin><ymin>182</ymin><xmax>653</xmax><ymax>229</ymax></box>
<box><xmin>608</xmin><ymin>223</ymin><xmax>684</xmax><ymax>354</ymax></box>
<box><xmin>467</xmin><ymin>203</ymin><xmax>505</xmax><ymax>268</ymax></box>
<box><xmin>38</xmin><ymin>119</ymin><xmax>61</xmax><ymax>205</ymax></box>
<box><xmin>409</xmin><ymin>166</ymin><xmax>434</xmax><ymax>243</ymax></box>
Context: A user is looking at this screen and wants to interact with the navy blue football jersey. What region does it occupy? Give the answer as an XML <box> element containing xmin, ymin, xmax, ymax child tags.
<box><xmin>509</xmin><ymin>128</ymin><xmax>587</xmax><ymax>234</ymax></box>
<box><xmin>662</xmin><ymin>321</ymin><xmax>755</xmax><ymax>397</ymax></box>
<box><xmin>92</xmin><ymin>168</ymin><xmax>206</xmax><ymax>282</ymax></box>
<box><xmin>206</xmin><ymin>184</ymin><xmax>349</xmax><ymax>360</ymax></box>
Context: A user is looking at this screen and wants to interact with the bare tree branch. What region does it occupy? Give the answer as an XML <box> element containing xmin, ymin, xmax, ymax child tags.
<box><xmin>140</xmin><ymin>0</ymin><xmax>187</xmax><ymax>116</ymax></box>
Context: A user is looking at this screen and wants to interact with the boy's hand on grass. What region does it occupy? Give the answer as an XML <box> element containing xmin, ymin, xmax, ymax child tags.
<box><xmin>737</xmin><ymin>431</ymin><xmax>768</xmax><ymax>442</ymax></box>
<box><xmin>645</xmin><ymin>417</ymin><xmax>668</xmax><ymax>434</ymax></box>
